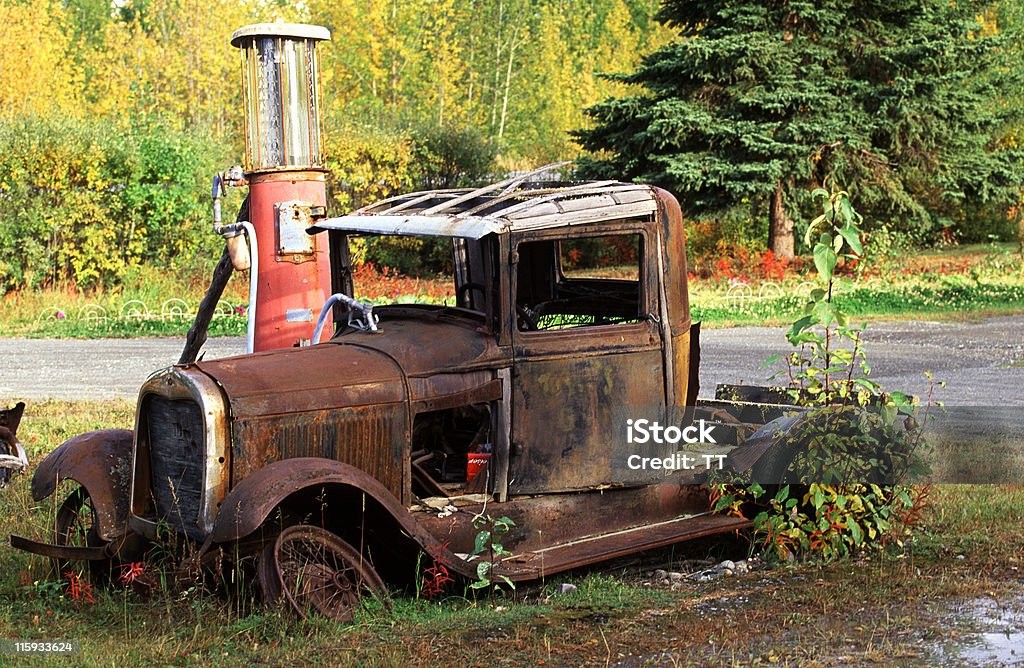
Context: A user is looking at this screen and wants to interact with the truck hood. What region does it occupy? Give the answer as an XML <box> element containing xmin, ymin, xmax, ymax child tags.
<box><xmin>194</xmin><ymin>315</ymin><xmax>507</xmax><ymax>419</ymax></box>
<box><xmin>329</xmin><ymin>310</ymin><xmax>505</xmax><ymax>377</ymax></box>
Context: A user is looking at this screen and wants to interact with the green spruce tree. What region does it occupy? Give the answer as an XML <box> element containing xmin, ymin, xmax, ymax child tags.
<box><xmin>575</xmin><ymin>0</ymin><xmax>1024</xmax><ymax>257</ymax></box>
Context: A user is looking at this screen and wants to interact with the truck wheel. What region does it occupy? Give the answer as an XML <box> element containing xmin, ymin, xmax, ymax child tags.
<box><xmin>53</xmin><ymin>487</ymin><xmax>111</xmax><ymax>584</ymax></box>
<box><xmin>257</xmin><ymin>525</ymin><xmax>386</xmax><ymax>622</ymax></box>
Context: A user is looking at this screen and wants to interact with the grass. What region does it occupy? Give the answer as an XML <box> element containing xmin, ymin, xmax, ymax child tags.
<box><xmin>2</xmin><ymin>246</ymin><xmax>1023</xmax><ymax>338</ymax></box>
<box><xmin>1</xmin><ymin>400</ymin><xmax>1022</xmax><ymax>666</ymax></box>
<box><xmin>691</xmin><ymin>271</ymin><xmax>1024</xmax><ymax>328</ymax></box>
<box><xmin>0</xmin><ymin>266</ymin><xmax>252</xmax><ymax>339</ymax></box>
<box><xmin>690</xmin><ymin>242</ymin><xmax>1024</xmax><ymax>327</ymax></box>
<box><xmin>0</xmin><ymin>264</ymin><xmax>453</xmax><ymax>339</ymax></box>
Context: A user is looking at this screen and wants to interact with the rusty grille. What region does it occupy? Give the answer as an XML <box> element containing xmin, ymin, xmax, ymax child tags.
<box><xmin>146</xmin><ymin>396</ymin><xmax>206</xmax><ymax>540</ymax></box>
<box><xmin>232</xmin><ymin>404</ymin><xmax>404</xmax><ymax>499</ymax></box>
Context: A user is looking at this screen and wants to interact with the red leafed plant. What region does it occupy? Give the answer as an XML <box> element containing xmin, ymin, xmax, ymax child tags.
<box><xmin>420</xmin><ymin>562</ymin><xmax>453</xmax><ymax>599</ymax></box>
<box><xmin>64</xmin><ymin>571</ymin><xmax>94</xmax><ymax>604</ymax></box>
<box><xmin>352</xmin><ymin>262</ymin><xmax>452</xmax><ymax>302</ymax></box>
<box><xmin>714</xmin><ymin>257</ymin><xmax>736</xmax><ymax>280</ymax></box>
<box><xmin>885</xmin><ymin>484</ymin><xmax>934</xmax><ymax>544</ymax></box>
<box><xmin>119</xmin><ymin>562</ymin><xmax>146</xmax><ymax>586</ymax></box>
<box><xmin>419</xmin><ymin>549</ymin><xmax>455</xmax><ymax>600</ymax></box>
<box><xmin>756</xmin><ymin>250</ymin><xmax>789</xmax><ymax>280</ymax></box>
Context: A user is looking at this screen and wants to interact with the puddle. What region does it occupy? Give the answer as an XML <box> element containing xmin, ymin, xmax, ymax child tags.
<box><xmin>933</xmin><ymin>596</ymin><xmax>1024</xmax><ymax>666</ymax></box>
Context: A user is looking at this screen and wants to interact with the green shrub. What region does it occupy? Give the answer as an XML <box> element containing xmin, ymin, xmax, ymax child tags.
<box><xmin>322</xmin><ymin>120</ymin><xmax>497</xmax><ymax>278</ymax></box>
<box><xmin>321</xmin><ymin>121</ymin><xmax>416</xmax><ymax>213</ymax></box>
<box><xmin>712</xmin><ymin>187</ymin><xmax>931</xmax><ymax>563</ymax></box>
<box><xmin>0</xmin><ymin>115</ymin><xmax>226</xmax><ymax>292</ymax></box>
<box><xmin>409</xmin><ymin>122</ymin><xmax>498</xmax><ymax>189</ymax></box>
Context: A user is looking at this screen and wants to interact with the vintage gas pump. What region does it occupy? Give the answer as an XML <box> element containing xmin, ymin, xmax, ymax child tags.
<box><xmin>215</xmin><ymin>23</ymin><xmax>333</xmax><ymax>352</ymax></box>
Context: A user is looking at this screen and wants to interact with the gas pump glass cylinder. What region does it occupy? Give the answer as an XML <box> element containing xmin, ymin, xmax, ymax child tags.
<box><xmin>232</xmin><ymin>23</ymin><xmax>329</xmax><ymax>172</ymax></box>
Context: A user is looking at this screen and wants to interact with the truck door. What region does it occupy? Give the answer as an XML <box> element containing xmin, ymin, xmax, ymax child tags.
<box><xmin>507</xmin><ymin>224</ymin><xmax>665</xmax><ymax>494</ymax></box>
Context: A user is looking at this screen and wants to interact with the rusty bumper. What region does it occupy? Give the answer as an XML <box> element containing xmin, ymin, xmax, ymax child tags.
<box><xmin>9</xmin><ymin>534</ymin><xmax>109</xmax><ymax>561</ymax></box>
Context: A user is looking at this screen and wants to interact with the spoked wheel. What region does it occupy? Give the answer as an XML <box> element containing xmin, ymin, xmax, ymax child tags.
<box><xmin>257</xmin><ymin>525</ymin><xmax>386</xmax><ymax>622</ymax></box>
<box><xmin>53</xmin><ymin>486</ymin><xmax>111</xmax><ymax>583</ymax></box>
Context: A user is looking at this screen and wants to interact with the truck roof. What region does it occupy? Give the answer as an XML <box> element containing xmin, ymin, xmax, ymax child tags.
<box><xmin>309</xmin><ymin>165</ymin><xmax>659</xmax><ymax>240</ymax></box>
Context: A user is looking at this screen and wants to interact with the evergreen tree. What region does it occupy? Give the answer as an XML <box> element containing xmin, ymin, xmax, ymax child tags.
<box><xmin>575</xmin><ymin>0</ymin><xmax>1024</xmax><ymax>257</ymax></box>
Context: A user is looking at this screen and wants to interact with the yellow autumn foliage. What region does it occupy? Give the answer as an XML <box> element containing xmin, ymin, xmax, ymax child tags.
<box><xmin>0</xmin><ymin>0</ymin><xmax>82</xmax><ymax>119</ymax></box>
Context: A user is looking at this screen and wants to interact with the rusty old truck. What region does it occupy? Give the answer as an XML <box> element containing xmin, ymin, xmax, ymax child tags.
<box><xmin>11</xmin><ymin>174</ymin><xmax>803</xmax><ymax>620</ymax></box>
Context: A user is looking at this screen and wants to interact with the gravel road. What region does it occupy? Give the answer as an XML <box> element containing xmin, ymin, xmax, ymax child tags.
<box><xmin>699</xmin><ymin>315</ymin><xmax>1024</xmax><ymax>406</ymax></box>
<box><xmin>1</xmin><ymin>315</ymin><xmax>1023</xmax><ymax>405</ymax></box>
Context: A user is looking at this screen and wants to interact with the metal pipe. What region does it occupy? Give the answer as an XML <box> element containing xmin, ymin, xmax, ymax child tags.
<box><xmin>312</xmin><ymin>293</ymin><xmax>377</xmax><ymax>344</ymax></box>
<box><xmin>212</xmin><ymin>173</ymin><xmax>224</xmax><ymax>229</ymax></box>
<box><xmin>240</xmin><ymin>222</ymin><xmax>258</xmax><ymax>354</ymax></box>
<box><xmin>221</xmin><ymin>222</ymin><xmax>258</xmax><ymax>354</ymax></box>
<box><xmin>212</xmin><ymin>173</ymin><xmax>259</xmax><ymax>354</ymax></box>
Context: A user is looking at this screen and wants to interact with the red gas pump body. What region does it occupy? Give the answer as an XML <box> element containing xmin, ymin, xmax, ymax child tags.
<box><xmin>248</xmin><ymin>170</ymin><xmax>332</xmax><ymax>351</ymax></box>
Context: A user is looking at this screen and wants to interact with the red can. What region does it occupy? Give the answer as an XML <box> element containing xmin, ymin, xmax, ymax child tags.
<box><xmin>466</xmin><ymin>453</ymin><xmax>491</xmax><ymax>483</ymax></box>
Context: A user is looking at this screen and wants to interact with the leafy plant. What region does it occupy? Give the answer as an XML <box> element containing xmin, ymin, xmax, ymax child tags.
<box><xmin>0</xmin><ymin>116</ymin><xmax>226</xmax><ymax>293</ymax></box>
<box><xmin>468</xmin><ymin>514</ymin><xmax>515</xmax><ymax>591</ymax></box>
<box><xmin>715</xmin><ymin>186</ymin><xmax>933</xmax><ymax>562</ymax></box>
<box><xmin>715</xmin><ymin>483</ymin><xmax>918</xmax><ymax>562</ymax></box>
<box><xmin>64</xmin><ymin>570</ymin><xmax>95</xmax><ymax>605</ymax></box>
<box><xmin>409</xmin><ymin>122</ymin><xmax>498</xmax><ymax>190</ymax></box>
<box><xmin>772</xmin><ymin>186</ymin><xmax>878</xmax><ymax>405</ymax></box>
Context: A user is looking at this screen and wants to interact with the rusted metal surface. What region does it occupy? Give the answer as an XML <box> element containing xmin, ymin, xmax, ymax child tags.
<box><xmin>206</xmin><ymin>457</ymin><xmax>467</xmax><ymax>584</ymax></box>
<box><xmin>500</xmin><ymin>514</ymin><xmax>751</xmax><ymax>580</ymax></box>
<box><xmin>311</xmin><ymin>180</ymin><xmax>658</xmax><ymax>239</ymax></box>
<box><xmin>0</xmin><ymin>401</ymin><xmax>25</xmax><ymax>435</ymax></box>
<box><xmin>409</xmin><ymin>376</ymin><xmax>501</xmax><ymax>413</ymax></box>
<box><xmin>195</xmin><ymin>344</ymin><xmax>405</xmax><ymax>418</ymax></box>
<box><xmin>416</xmin><ymin>483</ymin><xmax>715</xmax><ymax>555</ymax></box>
<box><xmin>724</xmin><ymin>414</ymin><xmax>803</xmax><ymax>475</ymax></box>
<box><xmin>168</xmin><ymin>181</ymin><xmax>765</xmax><ymax>570</ymax></box>
<box><xmin>652</xmin><ymin>187</ymin><xmax>691</xmax><ymax>337</ymax></box>
<box><xmin>414</xmin><ymin>484</ymin><xmax>750</xmax><ymax>580</ymax></box>
<box><xmin>231</xmin><ymin>404</ymin><xmax>406</xmax><ymax>498</ymax></box>
<box><xmin>211</xmin><ymin>457</ymin><xmax>411</xmax><ymax>542</ymax></box>
<box><xmin>8</xmin><ymin>534</ymin><xmax>109</xmax><ymax>561</ymax></box>
<box><xmin>509</xmin><ymin>346</ymin><xmax>663</xmax><ymax>492</ymax></box>
<box><xmin>205</xmin><ymin>457</ymin><xmax>747</xmax><ymax>584</ymax></box>
<box><xmin>1</xmin><ymin>402</ymin><xmax>28</xmax><ymax>483</ymax></box>
<box><xmin>194</xmin><ymin>317</ymin><xmax>511</xmax><ymax>502</ymax></box>
<box><xmin>31</xmin><ymin>429</ymin><xmax>133</xmax><ymax>541</ymax></box>
<box><xmin>332</xmin><ymin>314</ymin><xmax>509</xmax><ymax>378</ymax></box>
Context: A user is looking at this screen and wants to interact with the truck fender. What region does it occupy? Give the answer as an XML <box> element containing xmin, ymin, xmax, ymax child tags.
<box><xmin>31</xmin><ymin>429</ymin><xmax>134</xmax><ymax>542</ymax></box>
<box><xmin>209</xmin><ymin>457</ymin><xmax>471</xmax><ymax>584</ymax></box>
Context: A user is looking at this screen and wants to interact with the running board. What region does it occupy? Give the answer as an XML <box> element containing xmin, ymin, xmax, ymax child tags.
<box><xmin>495</xmin><ymin>513</ymin><xmax>751</xmax><ymax>581</ymax></box>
